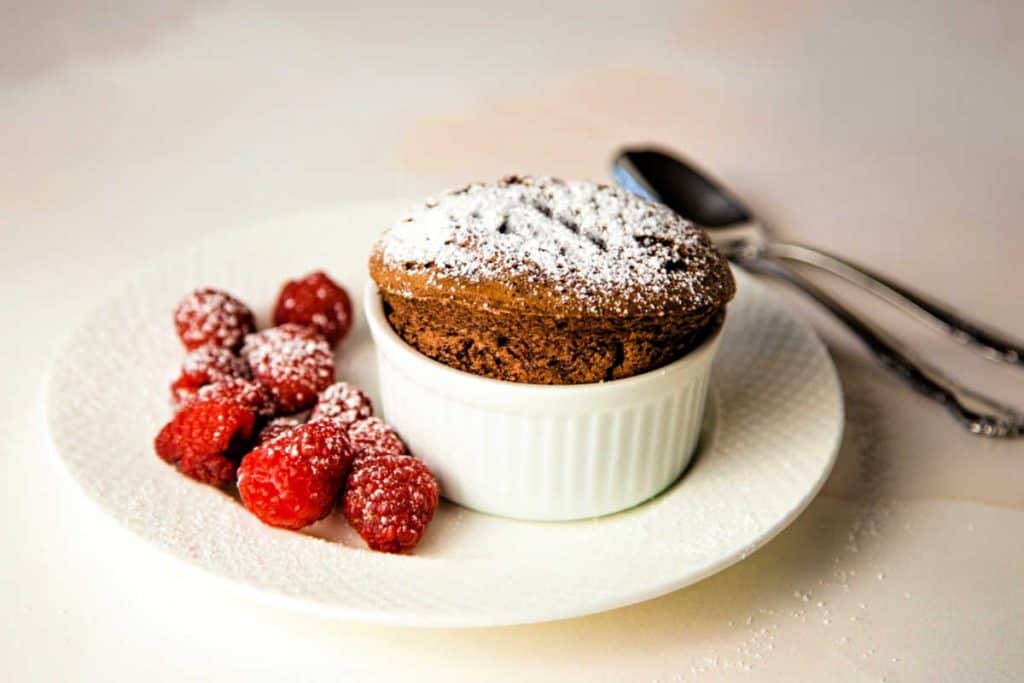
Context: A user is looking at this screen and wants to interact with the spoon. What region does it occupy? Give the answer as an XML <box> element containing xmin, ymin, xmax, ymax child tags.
<box><xmin>612</xmin><ymin>147</ymin><xmax>1024</xmax><ymax>438</ymax></box>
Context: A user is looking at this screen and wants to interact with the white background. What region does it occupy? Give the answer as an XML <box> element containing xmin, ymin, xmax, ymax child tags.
<box><xmin>2</xmin><ymin>2</ymin><xmax>1022</xmax><ymax>680</ymax></box>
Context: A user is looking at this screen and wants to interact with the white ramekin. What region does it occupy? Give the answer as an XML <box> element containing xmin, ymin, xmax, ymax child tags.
<box><xmin>363</xmin><ymin>282</ymin><xmax>723</xmax><ymax>521</ymax></box>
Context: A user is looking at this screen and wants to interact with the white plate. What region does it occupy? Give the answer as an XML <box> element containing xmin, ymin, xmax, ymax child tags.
<box><xmin>46</xmin><ymin>203</ymin><xmax>842</xmax><ymax>628</ymax></box>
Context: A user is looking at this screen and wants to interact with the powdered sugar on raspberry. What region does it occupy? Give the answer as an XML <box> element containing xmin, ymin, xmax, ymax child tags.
<box><xmin>182</xmin><ymin>345</ymin><xmax>250</xmax><ymax>380</ymax></box>
<box><xmin>256</xmin><ymin>416</ymin><xmax>302</xmax><ymax>445</ymax></box>
<box><xmin>237</xmin><ymin>421</ymin><xmax>353</xmax><ymax>530</ymax></box>
<box><xmin>343</xmin><ymin>453</ymin><xmax>439</xmax><ymax>552</ymax></box>
<box><xmin>174</xmin><ymin>288</ymin><xmax>255</xmax><ymax>350</ymax></box>
<box><xmin>242</xmin><ymin>324</ymin><xmax>335</xmax><ymax>413</ymax></box>
<box><xmin>309</xmin><ymin>382</ymin><xmax>373</xmax><ymax>427</ymax></box>
<box><xmin>192</xmin><ymin>378</ymin><xmax>276</xmax><ymax>417</ymax></box>
<box><xmin>274</xmin><ymin>424</ymin><xmax>350</xmax><ymax>475</ymax></box>
<box><xmin>273</xmin><ymin>271</ymin><xmax>353</xmax><ymax>347</ymax></box>
<box><xmin>171</xmin><ymin>345</ymin><xmax>251</xmax><ymax>406</ymax></box>
<box><xmin>348</xmin><ymin>417</ymin><xmax>406</xmax><ymax>458</ymax></box>
<box><xmin>374</xmin><ymin>175</ymin><xmax>730</xmax><ymax>316</ymax></box>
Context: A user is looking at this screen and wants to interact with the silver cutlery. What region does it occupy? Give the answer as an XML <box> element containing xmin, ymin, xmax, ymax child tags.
<box><xmin>612</xmin><ymin>147</ymin><xmax>1023</xmax><ymax>438</ymax></box>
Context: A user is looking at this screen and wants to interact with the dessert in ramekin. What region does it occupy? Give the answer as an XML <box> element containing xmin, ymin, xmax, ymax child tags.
<box><xmin>365</xmin><ymin>176</ymin><xmax>735</xmax><ymax>520</ymax></box>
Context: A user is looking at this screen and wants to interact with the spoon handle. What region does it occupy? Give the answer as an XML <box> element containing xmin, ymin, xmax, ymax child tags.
<box><xmin>737</xmin><ymin>253</ymin><xmax>1023</xmax><ymax>438</ymax></box>
<box><xmin>764</xmin><ymin>241</ymin><xmax>1024</xmax><ymax>366</ymax></box>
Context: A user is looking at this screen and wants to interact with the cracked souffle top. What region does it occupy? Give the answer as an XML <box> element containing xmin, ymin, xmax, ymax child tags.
<box><xmin>369</xmin><ymin>175</ymin><xmax>736</xmax><ymax>384</ymax></box>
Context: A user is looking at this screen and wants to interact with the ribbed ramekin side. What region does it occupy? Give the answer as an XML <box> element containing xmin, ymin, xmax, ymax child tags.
<box><xmin>375</xmin><ymin>351</ymin><xmax>715</xmax><ymax>521</ymax></box>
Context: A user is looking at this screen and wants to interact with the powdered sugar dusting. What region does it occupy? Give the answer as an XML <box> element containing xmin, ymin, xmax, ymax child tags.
<box><xmin>180</xmin><ymin>345</ymin><xmax>250</xmax><ymax>380</ymax></box>
<box><xmin>309</xmin><ymin>382</ymin><xmax>374</xmax><ymax>427</ymax></box>
<box><xmin>343</xmin><ymin>452</ymin><xmax>439</xmax><ymax>553</ymax></box>
<box><xmin>256</xmin><ymin>416</ymin><xmax>303</xmax><ymax>445</ymax></box>
<box><xmin>241</xmin><ymin>324</ymin><xmax>335</xmax><ymax>413</ymax></box>
<box><xmin>173</xmin><ymin>288</ymin><xmax>255</xmax><ymax>350</ymax></box>
<box><xmin>193</xmin><ymin>378</ymin><xmax>276</xmax><ymax>417</ymax></box>
<box><xmin>376</xmin><ymin>176</ymin><xmax>731</xmax><ymax>316</ymax></box>
<box><xmin>237</xmin><ymin>421</ymin><xmax>353</xmax><ymax>529</ymax></box>
<box><xmin>348</xmin><ymin>417</ymin><xmax>407</xmax><ymax>458</ymax></box>
<box><xmin>170</xmin><ymin>344</ymin><xmax>252</xmax><ymax>407</ymax></box>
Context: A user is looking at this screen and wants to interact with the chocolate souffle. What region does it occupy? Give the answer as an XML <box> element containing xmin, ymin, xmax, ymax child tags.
<box><xmin>369</xmin><ymin>176</ymin><xmax>735</xmax><ymax>385</ymax></box>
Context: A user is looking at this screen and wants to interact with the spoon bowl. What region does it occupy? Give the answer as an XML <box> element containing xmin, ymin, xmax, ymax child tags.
<box><xmin>613</xmin><ymin>148</ymin><xmax>751</xmax><ymax>228</ymax></box>
<box><xmin>613</xmin><ymin>149</ymin><xmax>767</xmax><ymax>256</ymax></box>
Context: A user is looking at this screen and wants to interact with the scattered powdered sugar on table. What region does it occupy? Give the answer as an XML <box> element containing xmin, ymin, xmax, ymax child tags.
<box><xmin>376</xmin><ymin>176</ymin><xmax>728</xmax><ymax>316</ymax></box>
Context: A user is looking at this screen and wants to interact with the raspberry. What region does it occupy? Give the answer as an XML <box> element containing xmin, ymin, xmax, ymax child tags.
<box><xmin>256</xmin><ymin>416</ymin><xmax>302</xmax><ymax>445</ymax></box>
<box><xmin>309</xmin><ymin>382</ymin><xmax>373</xmax><ymax>428</ymax></box>
<box><xmin>237</xmin><ymin>421</ymin><xmax>354</xmax><ymax>530</ymax></box>
<box><xmin>174</xmin><ymin>288</ymin><xmax>256</xmax><ymax>351</ymax></box>
<box><xmin>154</xmin><ymin>400</ymin><xmax>256</xmax><ymax>486</ymax></box>
<box><xmin>242</xmin><ymin>324</ymin><xmax>335</xmax><ymax>414</ymax></box>
<box><xmin>347</xmin><ymin>417</ymin><xmax>406</xmax><ymax>458</ymax></box>
<box><xmin>181</xmin><ymin>378</ymin><xmax>276</xmax><ymax>418</ymax></box>
<box><xmin>342</xmin><ymin>453</ymin><xmax>439</xmax><ymax>553</ymax></box>
<box><xmin>170</xmin><ymin>345</ymin><xmax>251</xmax><ymax>407</ymax></box>
<box><xmin>272</xmin><ymin>271</ymin><xmax>353</xmax><ymax>347</ymax></box>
